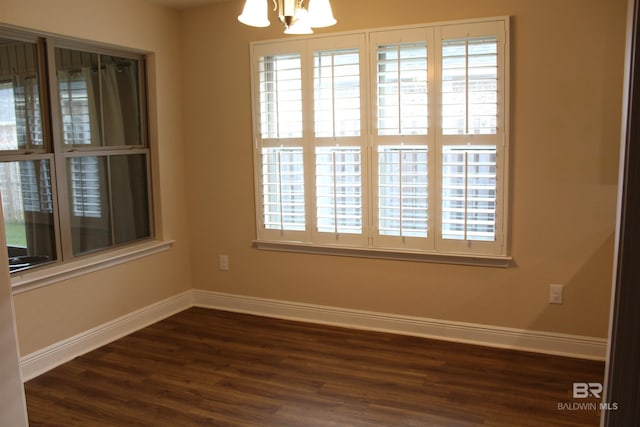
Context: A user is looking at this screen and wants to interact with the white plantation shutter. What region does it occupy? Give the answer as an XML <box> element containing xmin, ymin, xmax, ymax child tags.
<box><xmin>371</xmin><ymin>29</ymin><xmax>434</xmax><ymax>250</ymax></box>
<box><xmin>310</xmin><ymin>35</ymin><xmax>367</xmax><ymax>245</ymax></box>
<box><xmin>259</xmin><ymin>53</ymin><xmax>303</xmax><ymax>139</ymax></box>
<box><xmin>441</xmin><ymin>146</ymin><xmax>496</xmax><ymax>241</ymax></box>
<box><xmin>261</xmin><ymin>147</ymin><xmax>305</xmax><ymax>231</ymax></box>
<box><xmin>315</xmin><ymin>146</ymin><xmax>362</xmax><ymax>235</ymax></box>
<box><xmin>314</xmin><ymin>48</ymin><xmax>361</xmax><ymax>138</ymax></box>
<box><xmin>378</xmin><ymin>146</ymin><xmax>428</xmax><ymax>238</ymax></box>
<box><xmin>254</xmin><ymin>44</ymin><xmax>309</xmax><ymax>239</ymax></box>
<box><xmin>441</xmin><ymin>37</ymin><xmax>498</xmax><ymax>135</ymax></box>
<box><xmin>437</xmin><ymin>21</ymin><xmax>506</xmax><ymax>255</ymax></box>
<box><xmin>376</xmin><ymin>42</ymin><xmax>428</xmax><ymax>136</ymax></box>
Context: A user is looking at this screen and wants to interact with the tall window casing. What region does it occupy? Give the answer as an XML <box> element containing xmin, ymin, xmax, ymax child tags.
<box><xmin>0</xmin><ymin>31</ymin><xmax>153</xmax><ymax>274</ymax></box>
<box><xmin>251</xmin><ymin>18</ymin><xmax>509</xmax><ymax>260</ymax></box>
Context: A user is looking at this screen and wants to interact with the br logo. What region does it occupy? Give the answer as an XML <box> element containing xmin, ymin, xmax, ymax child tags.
<box><xmin>573</xmin><ymin>382</ymin><xmax>603</xmax><ymax>399</ymax></box>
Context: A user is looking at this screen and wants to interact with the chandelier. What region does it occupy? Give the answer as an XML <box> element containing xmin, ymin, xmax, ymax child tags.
<box><xmin>238</xmin><ymin>0</ymin><xmax>337</xmax><ymax>35</ymax></box>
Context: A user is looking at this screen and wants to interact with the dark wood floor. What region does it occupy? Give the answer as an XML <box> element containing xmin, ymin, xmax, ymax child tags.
<box><xmin>25</xmin><ymin>308</ymin><xmax>604</xmax><ymax>426</ymax></box>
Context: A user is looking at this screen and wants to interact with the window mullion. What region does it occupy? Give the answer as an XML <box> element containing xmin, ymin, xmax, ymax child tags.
<box><xmin>463</xmin><ymin>150</ymin><xmax>468</xmax><ymax>240</ymax></box>
<box><xmin>399</xmin><ymin>148</ymin><xmax>404</xmax><ymax>239</ymax></box>
<box><xmin>465</xmin><ymin>40</ymin><xmax>469</xmax><ymax>135</ymax></box>
<box><xmin>331</xmin><ymin>54</ymin><xmax>337</xmax><ymax>138</ymax></box>
<box><xmin>45</xmin><ymin>39</ymin><xmax>74</xmax><ymax>263</ymax></box>
<box><xmin>331</xmin><ymin>150</ymin><xmax>338</xmax><ymax>235</ymax></box>
<box><xmin>274</xmin><ymin>62</ymin><xmax>280</xmax><ymax>138</ymax></box>
<box><xmin>277</xmin><ymin>150</ymin><xmax>284</xmax><ymax>231</ymax></box>
<box><xmin>36</xmin><ymin>37</ymin><xmax>64</xmax><ymax>266</ymax></box>
<box><xmin>397</xmin><ymin>46</ymin><xmax>402</xmax><ymax>135</ymax></box>
<box><xmin>106</xmin><ymin>155</ymin><xmax>115</xmax><ymax>246</ymax></box>
<box><xmin>97</xmin><ymin>54</ymin><xmax>105</xmax><ymax>147</ymax></box>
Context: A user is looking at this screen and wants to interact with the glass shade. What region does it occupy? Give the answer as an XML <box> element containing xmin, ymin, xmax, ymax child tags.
<box><xmin>308</xmin><ymin>0</ymin><xmax>337</xmax><ymax>28</ymax></box>
<box><xmin>238</xmin><ymin>0</ymin><xmax>270</xmax><ymax>27</ymax></box>
<box><xmin>284</xmin><ymin>8</ymin><xmax>313</xmax><ymax>34</ymax></box>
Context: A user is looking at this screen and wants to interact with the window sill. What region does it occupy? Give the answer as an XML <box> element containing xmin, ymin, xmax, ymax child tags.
<box><xmin>253</xmin><ymin>240</ymin><xmax>512</xmax><ymax>268</ymax></box>
<box><xmin>11</xmin><ymin>240</ymin><xmax>175</xmax><ymax>295</ymax></box>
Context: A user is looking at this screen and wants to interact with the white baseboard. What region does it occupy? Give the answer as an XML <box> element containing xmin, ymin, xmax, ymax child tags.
<box><xmin>192</xmin><ymin>290</ymin><xmax>607</xmax><ymax>361</ymax></box>
<box><xmin>20</xmin><ymin>291</ymin><xmax>193</xmax><ymax>382</ymax></box>
<box><xmin>20</xmin><ymin>289</ymin><xmax>607</xmax><ymax>382</ymax></box>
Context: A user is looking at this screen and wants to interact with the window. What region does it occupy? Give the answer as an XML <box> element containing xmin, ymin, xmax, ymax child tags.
<box><xmin>0</xmin><ymin>31</ymin><xmax>152</xmax><ymax>274</ymax></box>
<box><xmin>251</xmin><ymin>18</ymin><xmax>509</xmax><ymax>261</ymax></box>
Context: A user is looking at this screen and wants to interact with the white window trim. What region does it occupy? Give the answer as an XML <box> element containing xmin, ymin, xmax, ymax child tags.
<box><xmin>254</xmin><ymin>240</ymin><xmax>512</xmax><ymax>267</ymax></box>
<box><xmin>251</xmin><ymin>16</ymin><xmax>511</xmax><ymax>265</ymax></box>
<box><xmin>11</xmin><ymin>239</ymin><xmax>174</xmax><ymax>294</ymax></box>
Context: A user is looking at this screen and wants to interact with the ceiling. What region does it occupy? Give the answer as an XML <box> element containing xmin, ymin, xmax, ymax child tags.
<box><xmin>147</xmin><ymin>0</ymin><xmax>230</xmax><ymax>10</ymax></box>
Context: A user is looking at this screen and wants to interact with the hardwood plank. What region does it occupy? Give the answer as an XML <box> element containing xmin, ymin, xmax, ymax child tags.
<box><xmin>25</xmin><ymin>307</ymin><xmax>604</xmax><ymax>426</ymax></box>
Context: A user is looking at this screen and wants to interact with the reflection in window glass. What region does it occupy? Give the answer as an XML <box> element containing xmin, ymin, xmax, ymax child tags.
<box><xmin>0</xmin><ymin>38</ymin><xmax>43</xmax><ymax>151</ymax></box>
<box><xmin>0</xmin><ymin>160</ymin><xmax>56</xmax><ymax>271</ymax></box>
<box><xmin>58</xmin><ymin>72</ymin><xmax>96</xmax><ymax>145</ymax></box>
<box><xmin>67</xmin><ymin>154</ymin><xmax>151</xmax><ymax>255</ymax></box>
<box><xmin>110</xmin><ymin>154</ymin><xmax>150</xmax><ymax>244</ymax></box>
<box><xmin>0</xmin><ymin>83</ymin><xmax>17</xmax><ymax>150</ymax></box>
<box><xmin>56</xmin><ymin>48</ymin><xmax>142</xmax><ymax>147</ymax></box>
<box><xmin>67</xmin><ymin>156</ymin><xmax>110</xmax><ymax>255</ymax></box>
<box><xmin>101</xmin><ymin>55</ymin><xmax>141</xmax><ymax>147</ymax></box>
<box><xmin>69</xmin><ymin>156</ymin><xmax>102</xmax><ymax>218</ymax></box>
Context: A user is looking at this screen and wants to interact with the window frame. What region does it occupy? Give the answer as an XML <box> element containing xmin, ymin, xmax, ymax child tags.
<box><xmin>0</xmin><ymin>26</ymin><xmax>157</xmax><ymax>281</ymax></box>
<box><xmin>250</xmin><ymin>17</ymin><xmax>511</xmax><ymax>266</ymax></box>
<box><xmin>47</xmin><ymin>39</ymin><xmax>154</xmax><ymax>260</ymax></box>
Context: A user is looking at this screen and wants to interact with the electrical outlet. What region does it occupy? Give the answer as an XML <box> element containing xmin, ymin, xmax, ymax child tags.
<box><xmin>219</xmin><ymin>254</ymin><xmax>229</xmax><ymax>271</ymax></box>
<box><xmin>549</xmin><ymin>284</ymin><xmax>563</xmax><ymax>304</ymax></box>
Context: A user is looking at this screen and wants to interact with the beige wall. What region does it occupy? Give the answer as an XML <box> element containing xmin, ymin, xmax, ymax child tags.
<box><xmin>0</xmin><ymin>0</ymin><xmax>626</xmax><ymax>360</ymax></box>
<box><xmin>0</xmin><ymin>0</ymin><xmax>193</xmax><ymax>355</ymax></box>
<box><xmin>181</xmin><ymin>0</ymin><xmax>626</xmax><ymax>338</ymax></box>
